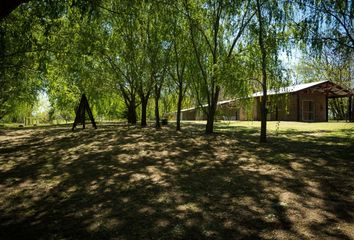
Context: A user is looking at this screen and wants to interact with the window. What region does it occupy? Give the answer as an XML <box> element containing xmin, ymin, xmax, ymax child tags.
<box><xmin>302</xmin><ymin>100</ymin><xmax>315</xmax><ymax>121</ymax></box>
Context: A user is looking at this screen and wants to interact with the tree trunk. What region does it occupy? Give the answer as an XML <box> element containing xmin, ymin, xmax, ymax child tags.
<box><xmin>155</xmin><ymin>97</ymin><xmax>160</xmax><ymax>129</ymax></box>
<box><xmin>127</xmin><ymin>99</ymin><xmax>137</xmax><ymax>125</ymax></box>
<box><xmin>176</xmin><ymin>84</ymin><xmax>183</xmax><ymax>131</ymax></box>
<box><xmin>257</xmin><ymin>0</ymin><xmax>267</xmax><ymax>143</ymax></box>
<box><xmin>205</xmin><ymin>113</ymin><xmax>214</xmax><ymax>134</ymax></box>
<box><xmin>260</xmin><ymin>93</ymin><xmax>267</xmax><ymax>142</ymax></box>
<box><xmin>141</xmin><ymin>98</ymin><xmax>148</xmax><ymax>127</ymax></box>
<box><xmin>205</xmin><ymin>86</ymin><xmax>220</xmax><ymax>134</ymax></box>
<box><xmin>155</xmin><ymin>84</ymin><xmax>161</xmax><ymax>129</ymax></box>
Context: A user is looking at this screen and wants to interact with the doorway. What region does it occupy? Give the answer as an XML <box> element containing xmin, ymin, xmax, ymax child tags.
<box><xmin>302</xmin><ymin>100</ymin><xmax>315</xmax><ymax>121</ymax></box>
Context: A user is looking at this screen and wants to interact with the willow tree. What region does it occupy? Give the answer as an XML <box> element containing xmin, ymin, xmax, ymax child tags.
<box><xmin>93</xmin><ymin>1</ymin><xmax>151</xmax><ymax>125</ymax></box>
<box><xmin>142</xmin><ymin>2</ymin><xmax>173</xmax><ymax>129</ymax></box>
<box><xmin>0</xmin><ymin>3</ymin><xmax>45</xmax><ymax>120</ymax></box>
<box><xmin>248</xmin><ymin>0</ymin><xmax>292</xmax><ymax>142</ymax></box>
<box><xmin>256</xmin><ymin>0</ymin><xmax>268</xmax><ymax>142</ymax></box>
<box><xmin>0</xmin><ymin>0</ymin><xmax>106</xmax><ymax>121</ymax></box>
<box><xmin>103</xmin><ymin>17</ymin><xmax>140</xmax><ymax>124</ymax></box>
<box><xmin>295</xmin><ymin>0</ymin><xmax>353</xmax><ymax>52</ymax></box>
<box><xmin>170</xmin><ymin>4</ymin><xmax>194</xmax><ymax>131</ymax></box>
<box><xmin>183</xmin><ymin>0</ymin><xmax>255</xmax><ymax>134</ymax></box>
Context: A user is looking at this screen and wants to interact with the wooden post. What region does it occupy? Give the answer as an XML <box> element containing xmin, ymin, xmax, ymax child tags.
<box><xmin>325</xmin><ymin>96</ymin><xmax>328</xmax><ymax>122</ymax></box>
<box><xmin>82</xmin><ymin>107</ymin><xmax>85</xmax><ymax>129</ymax></box>
<box><xmin>72</xmin><ymin>94</ymin><xmax>97</xmax><ymax>131</ymax></box>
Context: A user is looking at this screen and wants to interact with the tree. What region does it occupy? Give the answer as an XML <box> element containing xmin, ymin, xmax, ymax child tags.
<box><xmin>95</xmin><ymin>1</ymin><xmax>144</xmax><ymax>125</ymax></box>
<box><xmin>183</xmin><ymin>0</ymin><xmax>255</xmax><ymax>134</ymax></box>
<box><xmin>136</xmin><ymin>4</ymin><xmax>154</xmax><ymax>127</ymax></box>
<box><xmin>256</xmin><ymin>0</ymin><xmax>268</xmax><ymax>143</ymax></box>
<box><xmin>295</xmin><ymin>0</ymin><xmax>353</xmax><ymax>52</ymax></box>
<box><xmin>0</xmin><ymin>0</ymin><xmax>102</xmax><ymax>20</ymax></box>
<box><xmin>145</xmin><ymin>3</ymin><xmax>173</xmax><ymax>129</ymax></box>
<box><xmin>170</xmin><ymin>11</ymin><xmax>192</xmax><ymax>131</ymax></box>
<box><xmin>0</xmin><ymin>4</ymin><xmax>44</xmax><ymax>119</ymax></box>
<box><xmin>250</xmin><ymin>0</ymin><xmax>292</xmax><ymax>142</ymax></box>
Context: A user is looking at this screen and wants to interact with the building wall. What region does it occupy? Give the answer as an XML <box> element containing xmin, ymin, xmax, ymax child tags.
<box><xmin>239</xmin><ymin>108</ymin><xmax>248</xmax><ymax>120</ymax></box>
<box><xmin>196</xmin><ymin>108</ymin><xmax>207</xmax><ymax>120</ymax></box>
<box><xmin>285</xmin><ymin>94</ymin><xmax>298</xmax><ymax>121</ymax></box>
<box><xmin>216</xmin><ymin>104</ymin><xmax>237</xmax><ymax>120</ymax></box>
<box><xmin>217</xmin><ymin>101</ymin><xmax>255</xmax><ymax>121</ymax></box>
<box><xmin>253</xmin><ymin>97</ymin><xmax>261</xmax><ymax>121</ymax></box>
<box><xmin>267</xmin><ymin>94</ymin><xmax>293</xmax><ymax>121</ymax></box>
<box><xmin>180</xmin><ymin>109</ymin><xmax>197</xmax><ymax>120</ymax></box>
<box><xmin>178</xmin><ymin>88</ymin><xmax>328</xmax><ymax>122</ymax></box>
<box><xmin>254</xmin><ymin>92</ymin><xmax>327</xmax><ymax>122</ymax></box>
<box><xmin>298</xmin><ymin>91</ymin><xmax>326</xmax><ymax>122</ymax></box>
<box><xmin>179</xmin><ymin>108</ymin><xmax>208</xmax><ymax>120</ymax></box>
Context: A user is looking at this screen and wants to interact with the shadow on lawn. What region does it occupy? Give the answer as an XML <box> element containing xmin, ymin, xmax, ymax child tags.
<box><xmin>0</xmin><ymin>123</ymin><xmax>353</xmax><ymax>239</ymax></box>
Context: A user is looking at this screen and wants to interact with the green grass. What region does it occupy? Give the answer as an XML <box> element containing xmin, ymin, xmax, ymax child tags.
<box><xmin>222</xmin><ymin>120</ymin><xmax>353</xmax><ymax>130</ymax></box>
<box><xmin>0</xmin><ymin>121</ymin><xmax>353</xmax><ymax>239</ymax></box>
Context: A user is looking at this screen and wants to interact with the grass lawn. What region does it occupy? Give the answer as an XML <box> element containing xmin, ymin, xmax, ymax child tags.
<box><xmin>0</xmin><ymin>121</ymin><xmax>353</xmax><ymax>240</ymax></box>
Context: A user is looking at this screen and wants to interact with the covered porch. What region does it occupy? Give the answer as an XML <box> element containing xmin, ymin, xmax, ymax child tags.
<box><xmin>309</xmin><ymin>81</ymin><xmax>353</xmax><ymax>122</ymax></box>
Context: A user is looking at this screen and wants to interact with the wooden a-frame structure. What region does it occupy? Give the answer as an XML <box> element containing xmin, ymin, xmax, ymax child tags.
<box><xmin>72</xmin><ymin>94</ymin><xmax>97</xmax><ymax>131</ymax></box>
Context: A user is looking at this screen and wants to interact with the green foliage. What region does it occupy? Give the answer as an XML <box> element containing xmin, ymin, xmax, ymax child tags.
<box><xmin>0</xmin><ymin>7</ymin><xmax>43</xmax><ymax>119</ymax></box>
<box><xmin>294</xmin><ymin>0</ymin><xmax>353</xmax><ymax>53</ymax></box>
<box><xmin>1</xmin><ymin>0</ymin><xmax>351</xmax><ymax>127</ymax></box>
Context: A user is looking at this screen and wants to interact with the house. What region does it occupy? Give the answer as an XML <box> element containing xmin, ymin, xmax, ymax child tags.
<box><xmin>178</xmin><ymin>80</ymin><xmax>353</xmax><ymax>122</ymax></box>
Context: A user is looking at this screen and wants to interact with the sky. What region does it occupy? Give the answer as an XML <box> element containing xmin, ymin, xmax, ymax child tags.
<box><xmin>32</xmin><ymin>91</ymin><xmax>50</xmax><ymax>117</ymax></box>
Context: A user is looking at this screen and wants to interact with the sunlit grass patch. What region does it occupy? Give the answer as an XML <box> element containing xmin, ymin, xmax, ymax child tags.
<box><xmin>216</xmin><ymin>120</ymin><xmax>354</xmax><ymax>132</ymax></box>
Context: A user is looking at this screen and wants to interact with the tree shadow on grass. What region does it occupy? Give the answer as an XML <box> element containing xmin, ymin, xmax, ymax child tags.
<box><xmin>0</xmin><ymin>123</ymin><xmax>353</xmax><ymax>239</ymax></box>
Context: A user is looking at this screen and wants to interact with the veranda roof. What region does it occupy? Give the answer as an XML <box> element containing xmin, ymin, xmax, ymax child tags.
<box><xmin>180</xmin><ymin>80</ymin><xmax>352</xmax><ymax>112</ymax></box>
<box><xmin>252</xmin><ymin>80</ymin><xmax>352</xmax><ymax>98</ymax></box>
